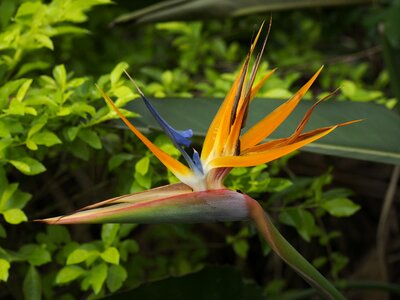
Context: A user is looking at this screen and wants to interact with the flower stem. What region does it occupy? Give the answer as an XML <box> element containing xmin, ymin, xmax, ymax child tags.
<box><xmin>246</xmin><ymin>197</ymin><xmax>345</xmax><ymax>300</ymax></box>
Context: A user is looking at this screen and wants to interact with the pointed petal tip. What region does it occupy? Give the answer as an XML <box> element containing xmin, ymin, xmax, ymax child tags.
<box><xmin>33</xmin><ymin>217</ymin><xmax>63</xmax><ymax>225</ymax></box>
<box><xmin>338</xmin><ymin>119</ymin><xmax>364</xmax><ymax>127</ymax></box>
<box><xmin>123</xmin><ymin>70</ymin><xmax>145</xmax><ymax>97</ymax></box>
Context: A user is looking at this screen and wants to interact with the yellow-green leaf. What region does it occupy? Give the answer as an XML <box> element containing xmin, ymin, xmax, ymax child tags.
<box><xmin>3</xmin><ymin>208</ymin><xmax>27</xmax><ymax>224</ymax></box>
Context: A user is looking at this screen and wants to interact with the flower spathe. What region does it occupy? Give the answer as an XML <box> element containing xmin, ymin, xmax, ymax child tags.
<box><xmin>38</xmin><ymin>21</ymin><xmax>357</xmax><ymax>300</ymax></box>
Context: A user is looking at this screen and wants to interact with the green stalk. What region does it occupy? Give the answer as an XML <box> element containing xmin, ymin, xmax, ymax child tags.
<box><xmin>247</xmin><ymin>197</ymin><xmax>345</xmax><ymax>300</ymax></box>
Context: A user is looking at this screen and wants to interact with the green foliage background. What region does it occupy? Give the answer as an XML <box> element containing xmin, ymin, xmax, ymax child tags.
<box><xmin>0</xmin><ymin>0</ymin><xmax>397</xmax><ymax>299</ymax></box>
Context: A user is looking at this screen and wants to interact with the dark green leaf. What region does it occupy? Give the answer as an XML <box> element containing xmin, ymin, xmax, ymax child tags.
<box><xmin>66</xmin><ymin>126</ymin><xmax>80</xmax><ymax>141</ymax></box>
<box><xmin>101</xmin><ymin>224</ymin><xmax>120</xmax><ymax>246</ymax></box>
<box><xmin>78</xmin><ymin>128</ymin><xmax>102</xmax><ymax>149</ymax></box>
<box><xmin>119</xmin><ymin>240</ymin><xmax>139</xmax><ymax>261</ymax></box>
<box><xmin>321</xmin><ymin>198</ymin><xmax>360</xmax><ymax>217</ymax></box>
<box><xmin>108</xmin><ymin>153</ymin><xmax>134</xmax><ymax>171</ymax></box>
<box><xmin>19</xmin><ymin>244</ymin><xmax>51</xmax><ymax>266</ymax></box>
<box><xmin>128</xmin><ymin>98</ymin><xmax>400</xmax><ymax>165</ymax></box>
<box><xmin>23</xmin><ymin>265</ymin><xmax>41</xmax><ymax>300</ymax></box>
<box><xmin>5</xmin><ymin>190</ymin><xmax>32</xmax><ymax>209</ymax></box>
<box><xmin>0</xmin><ymin>224</ymin><xmax>6</xmax><ymax>238</ymax></box>
<box><xmin>113</xmin><ymin>0</ymin><xmax>372</xmax><ymax>25</ymax></box>
<box><xmin>279</xmin><ymin>208</ymin><xmax>316</xmax><ymax>242</ymax></box>
<box><xmin>68</xmin><ymin>139</ymin><xmax>90</xmax><ymax>161</ymax></box>
<box><xmin>106</xmin><ymin>265</ymin><xmax>127</xmax><ymax>292</ymax></box>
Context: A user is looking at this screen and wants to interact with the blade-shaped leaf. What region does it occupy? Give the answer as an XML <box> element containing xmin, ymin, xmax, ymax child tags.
<box><xmin>126</xmin><ymin>98</ymin><xmax>400</xmax><ymax>165</ymax></box>
<box><xmin>113</xmin><ymin>0</ymin><xmax>373</xmax><ymax>25</ymax></box>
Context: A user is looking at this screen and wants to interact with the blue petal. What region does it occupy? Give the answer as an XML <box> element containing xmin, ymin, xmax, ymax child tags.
<box><xmin>140</xmin><ymin>92</ymin><xmax>193</xmax><ymax>148</ymax></box>
<box><xmin>192</xmin><ymin>149</ymin><xmax>203</xmax><ymax>174</ymax></box>
<box><xmin>124</xmin><ymin>72</ymin><xmax>203</xmax><ymax>174</ymax></box>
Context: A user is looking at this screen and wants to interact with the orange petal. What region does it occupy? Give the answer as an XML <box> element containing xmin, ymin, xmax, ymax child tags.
<box><xmin>242</xmin><ymin>119</ymin><xmax>361</xmax><ymax>154</ymax></box>
<box><xmin>250</xmin><ymin>68</ymin><xmax>277</xmax><ymax>100</ymax></box>
<box><xmin>240</xmin><ymin>66</ymin><xmax>323</xmax><ymax>151</ymax></box>
<box><xmin>283</xmin><ymin>90</ymin><xmax>338</xmax><ymax>145</ymax></box>
<box><xmin>210</xmin><ymin>125</ymin><xmax>336</xmax><ymax>168</ymax></box>
<box><xmin>201</xmin><ymin>23</ymin><xmax>267</xmax><ymax>161</ymax></box>
<box><xmin>97</xmin><ymin>86</ymin><xmax>192</xmax><ymax>178</ymax></box>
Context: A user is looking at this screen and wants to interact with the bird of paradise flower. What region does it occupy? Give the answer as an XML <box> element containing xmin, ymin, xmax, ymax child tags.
<box><xmin>38</xmin><ymin>22</ymin><xmax>359</xmax><ymax>299</ymax></box>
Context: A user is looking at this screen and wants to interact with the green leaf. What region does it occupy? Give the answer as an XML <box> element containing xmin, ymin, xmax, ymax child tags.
<box><xmin>0</xmin><ymin>121</ymin><xmax>11</xmax><ymax>138</ymax></box>
<box><xmin>46</xmin><ymin>226</ymin><xmax>71</xmax><ymax>245</ymax></box>
<box><xmin>87</xmin><ymin>263</ymin><xmax>108</xmax><ymax>294</ymax></box>
<box><xmin>5</xmin><ymin>188</ymin><xmax>31</xmax><ymax>210</ymax></box>
<box><xmin>128</xmin><ymin>98</ymin><xmax>400</xmax><ymax>165</ymax></box>
<box><xmin>66</xmin><ymin>126</ymin><xmax>80</xmax><ymax>141</ymax></box>
<box><xmin>53</xmin><ymin>65</ymin><xmax>67</xmax><ymax>87</ymax></box>
<box><xmin>114</xmin><ymin>86</ymin><xmax>136</xmax><ymax>105</ymax></box>
<box><xmin>67</xmin><ymin>77</ymin><xmax>87</xmax><ymax>88</ymax></box>
<box><xmin>15</xmin><ymin>61</ymin><xmax>50</xmax><ymax>78</ymax></box>
<box><xmin>26</xmin><ymin>140</ymin><xmax>37</xmax><ymax>151</ymax></box>
<box><xmin>23</xmin><ymin>265</ymin><xmax>41</xmax><ymax>300</ymax></box>
<box><xmin>15</xmin><ymin>1</ymin><xmax>42</xmax><ymax>17</ymax></box>
<box><xmin>110</xmin><ymin>62</ymin><xmax>129</xmax><ymax>87</ymax></box>
<box><xmin>78</xmin><ymin>128</ymin><xmax>102</xmax><ymax>149</ymax></box>
<box><xmin>101</xmin><ymin>224</ymin><xmax>120</xmax><ymax>246</ymax></box>
<box><xmin>34</xmin><ymin>34</ymin><xmax>54</xmax><ymax>50</ymax></box>
<box><xmin>31</xmin><ymin>131</ymin><xmax>62</xmax><ymax>147</ymax></box>
<box><xmin>321</xmin><ymin>198</ymin><xmax>360</xmax><ymax>217</ymax></box>
<box><xmin>27</xmin><ymin>116</ymin><xmax>48</xmax><ymax>139</ymax></box>
<box><xmin>9</xmin><ymin>157</ymin><xmax>46</xmax><ymax>175</ymax></box>
<box><xmin>0</xmin><ymin>259</ymin><xmax>10</xmax><ymax>282</ymax></box>
<box><xmin>119</xmin><ymin>240</ymin><xmax>139</xmax><ymax>260</ymax></box>
<box><xmin>2</xmin><ymin>208</ymin><xmax>27</xmax><ymax>224</ymax></box>
<box><xmin>57</xmin><ymin>107</ymin><xmax>71</xmax><ymax>116</ymax></box>
<box><xmin>106</xmin><ymin>265</ymin><xmax>127</xmax><ymax>292</ymax></box>
<box><xmin>0</xmin><ymin>0</ymin><xmax>17</xmax><ymax>28</ymax></box>
<box><xmin>68</xmin><ymin>139</ymin><xmax>90</xmax><ymax>161</ymax></box>
<box><xmin>108</xmin><ymin>153</ymin><xmax>134</xmax><ymax>171</ymax></box>
<box><xmin>330</xmin><ymin>252</ymin><xmax>349</xmax><ymax>278</ymax></box>
<box><xmin>0</xmin><ymin>182</ymin><xmax>18</xmax><ymax>211</ymax></box>
<box><xmin>232</xmin><ymin>239</ymin><xmax>249</xmax><ymax>259</ymax></box>
<box><xmin>135</xmin><ymin>156</ymin><xmax>150</xmax><ymax>175</ymax></box>
<box><xmin>134</xmin><ymin>171</ymin><xmax>151</xmax><ymax>189</ymax></box>
<box><xmin>67</xmin><ymin>249</ymin><xmax>89</xmax><ymax>265</ymax></box>
<box><xmin>16</xmin><ymin>79</ymin><xmax>33</xmax><ymax>102</ymax></box>
<box><xmin>0</xmin><ymin>224</ymin><xmax>6</xmax><ymax>238</ymax></box>
<box><xmin>70</xmin><ymin>102</ymin><xmax>96</xmax><ymax>117</ymax></box>
<box><xmin>0</xmin><ymin>79</ymin><xmax>27</xmax><ymax>109</ymax></box>
<box><xmin>100</xmin><ymin>247</ymin><xmax>120</xmax><ymax>264</ymax></box>
<box><xmin>279</xmin><ymin>208</ymin><xmax>316</xmax><ymax>242</ymax></box>
<box><xmin>19</xmin><ymin>244</ymin><xmax>51</xmax><ymax>266</ymax></box>
<box><xmin>56</xmin><ymin>266</ymin><xmax>85</xmax><ymax>284</ymax></box>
